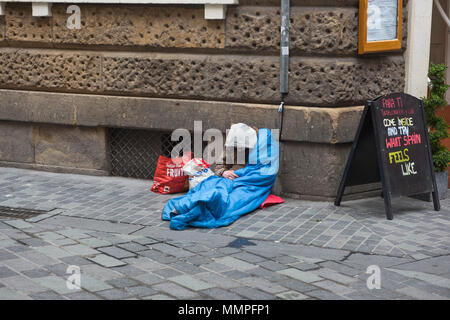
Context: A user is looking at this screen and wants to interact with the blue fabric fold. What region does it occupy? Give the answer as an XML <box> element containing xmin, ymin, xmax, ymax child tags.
<box><xmin>162</xmin><ymin>128</ymin><xmax>279</xmax><ymax>230</ymax></box>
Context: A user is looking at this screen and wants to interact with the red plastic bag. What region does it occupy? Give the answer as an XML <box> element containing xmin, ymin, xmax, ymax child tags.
<box><xmin>150</xmin><ymin>154</ymin><xmax>191</xmax><ymax>194</ymax></box>
<box><xmin>259</xmin><ymin>194</ymin><xmax>285</xmax><ymax>209</ymax></box>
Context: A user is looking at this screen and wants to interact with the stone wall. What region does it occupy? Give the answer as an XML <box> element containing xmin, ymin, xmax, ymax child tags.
<box><xmin>0</xmin><ymin>1</ymin><xmax>408</xmax><ymax>200</ymax></box>
<box><xmin>0</xmin><ymin>3</ymin><xmax>406</xmax><ymax>106</ymax></box>
<box><xmin>0</xmin><ymin>48</ymin><xmax>404</xmax><ymax>106</ymax></box>
<box><xmin>0</xmin><ymin>120</ymin><xmax>108</xmax><ymax>175</ymax></box>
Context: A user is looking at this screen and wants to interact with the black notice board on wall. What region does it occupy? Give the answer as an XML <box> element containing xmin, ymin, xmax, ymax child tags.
<box><xmin>335</xmin><ymin>92</ymin><xmax>440</xmax><ymax>220</ymax></box>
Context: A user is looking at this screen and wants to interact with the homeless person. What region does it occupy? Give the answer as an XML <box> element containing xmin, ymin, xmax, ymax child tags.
<box><xmin>162</xmin><ymin>126</ymin><xmax>279</xmax><ymax>230</ymax></box>
<box><xmin>213</xmin><ymin>124</ymin><xmax>258</xmax><ymax>180</ymax></box>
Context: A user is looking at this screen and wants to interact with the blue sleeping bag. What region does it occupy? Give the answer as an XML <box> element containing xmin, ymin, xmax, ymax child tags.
<box><xmin>162</xmin><ymin>128</ymin><xmax>279</xmax><ymax>230</ymax></box>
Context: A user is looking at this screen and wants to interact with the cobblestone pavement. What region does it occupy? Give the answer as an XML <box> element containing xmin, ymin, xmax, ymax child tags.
<box><xmin>0</xmin><ymin>167</ymin><xmax>449</xmax><ymax>300</ymax></box>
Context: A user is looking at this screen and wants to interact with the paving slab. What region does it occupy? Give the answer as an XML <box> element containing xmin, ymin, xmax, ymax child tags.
<box><xmin>0</xmin><ymin>275</ymin><xmax>48</xmax><ymax>294</ymax></box>
<box><xmin>64</xmin><ymin>291</ymin><xmax>102</xmax><ymax>300</ymax></box>
<box><xmin>213</xmin><ymin>256</ymin><xmax>258</xmax><ymax>272</ymax></box>
<box><xmin>169</xmin><ymin>275</ymin><xmax>215</xmax><ymax>291</ymax></box>
<box><xmin>124</xmin><ymin>285</ymin><xmax>157</xmax><ymax>297</ymax></box>
<box><xmin>107</xmin><ymin>278</ymin><xmax>140</xmax><ymax>289</ymax></box>
<box><xmin>388</xmin><ymin>255</ymin><xmax>450</xmax><ymax>275</ymax></box>
<box><xmin>34</xmin><ymin>276</ymin><xmax>75</xmax><ymax>295</ymax></box>
<box><xmin>40</xmin><ymin>216</ymin><xmax>142</xmax><ymax>235</ymax></box>
<box><xmin>30</xmin><ymin>290</ymin><xmax>66</xmax><ymax>300</ymax></box>
<box><xmin>0</xmin><ymin>287</ymin><xmax>31</xmax><ymax>300</ymax></box>
<box><xmin>143</xmin><ymin>293</ymin><xmax>175</xmax><ymax>300</ymax></box>
<box><xmin>80</xmin><ymin>275</ymin><xmax>112</xmax><ymax>292</ymax></box>
<box><xmin>98</xmin><ymin>246</ymin><xmax>136</xmax><ymax>259</ymax></box>
<box><xmin>276</xmin><ymin>290</ymin><xmax>309</xmax><ymax>300</ymax></box>
<box><xmin>97</xmin><ymin>288</ymin><xmax>132</xmax><ymax>300</ymax></box>
<box><xmin>239</xmin><ymin>277</ymin><xmax>288</xmax><ymax>294</ymax></box>
<box><xmin>0</xmin><ymin>266</ymin><xmax>19</xmax><ymax>278</ymax></box>
<box><xmin>0</xmin><ymin>167</ymin><xmax>449</xmax><ymax>300</ymax></box>
<box><xmin>277</xmin><ymin>268</ymin><xmax>323</xmax><ymax>283</ymax></box>
<box><xmin>88</xmin><ymin>254</ymin><xmax>127</xmax><ymax>268</ymax></box>
<box><xmin>152</xmin><ymin>282</ymin><xmax>198</xmax><ymax>299</ymax></box>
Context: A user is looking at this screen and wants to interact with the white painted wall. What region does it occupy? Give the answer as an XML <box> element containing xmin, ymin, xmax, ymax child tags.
<box><xmin>404</xmin><ymin>0</ymin><xmax>434</xmax><ymax>98</ymax></box>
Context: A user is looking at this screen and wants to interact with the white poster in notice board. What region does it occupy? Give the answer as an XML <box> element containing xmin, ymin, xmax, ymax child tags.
<box><xmin>367</xmin><ymin>0</ymin><xmax>399</xmax><ymax>42</ymax></box>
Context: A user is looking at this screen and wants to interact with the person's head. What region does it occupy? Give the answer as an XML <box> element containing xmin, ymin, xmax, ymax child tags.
<box><xmin>224</xmin><ymin>123</ymin><xmax>258</xmax><ymax>165</ymax></box>
<box><xmin>225</xmin><ymin>123</ymin><xmax>257</xmax><ymax>149</ymax></box>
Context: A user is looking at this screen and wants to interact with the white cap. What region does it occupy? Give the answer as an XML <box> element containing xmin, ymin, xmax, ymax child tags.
<box><xmin>224</xmin><ymin>123</ymin><xmax>258</xmax><ymax>149</ymax></box>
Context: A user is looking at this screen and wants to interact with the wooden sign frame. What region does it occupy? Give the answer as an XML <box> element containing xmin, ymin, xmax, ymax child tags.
<box><xmin>335</xmin><ymin>93</ymin><xmax>440</xmax><ymax>220</ymax></box>
<box><xmin>358</xmin><ymin>0</ymin><xmax>403</xmax><ymax>54</ymax></box>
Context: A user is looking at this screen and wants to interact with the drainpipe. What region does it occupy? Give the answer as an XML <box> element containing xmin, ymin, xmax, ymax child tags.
<box><xmin>279</xmin><ymin>0</ymin><xmax>290</xmax><ymax>141</ymax></box>
<box><xmin>272</xmin><ymin>0</ymin><xmax>290</xmax><ymax>196</ymax></box>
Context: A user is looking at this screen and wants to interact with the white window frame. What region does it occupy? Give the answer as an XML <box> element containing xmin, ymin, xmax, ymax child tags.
<box><xmin>0</xmin><ymin>0</ymin><xmax>239</xmax><ymax>19</ymax></box>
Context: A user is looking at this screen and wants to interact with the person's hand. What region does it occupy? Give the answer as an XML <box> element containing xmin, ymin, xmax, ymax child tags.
<box><xmin>222</xmin><ymin>170</ymin><xmax>239</xmax><ymax>180</ymax></box>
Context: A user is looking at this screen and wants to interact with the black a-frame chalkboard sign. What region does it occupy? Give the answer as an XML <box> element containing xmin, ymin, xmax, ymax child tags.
<box><xmin>335</xmin><ymin>92</ymin><xmax>440</xmax><ymax>220</ymax></box>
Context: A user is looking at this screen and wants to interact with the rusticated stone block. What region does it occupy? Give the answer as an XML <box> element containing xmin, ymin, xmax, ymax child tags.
<box><xmin>226</xmin><ymin>6</ymin><xmax>358</xmax><ymax>54</ymax></box>
<box><xmin>2</xmin><ymin>2</ymin><xmax>406</xmax><ymax>53</ymax></box>
<box><xmin>5</xmin><ymin>3</ymin><xmax>52</xmax><ymax>43</ymax></box>
<box><xmin>353</xmin><ymin>57</ymin><xmax>406</xmax><ymax>102</ymax></box>
<box><xmin>73</xmin><ymin>95</ymin><xmax>280</xmax><ymax>133</ymax></box>
<box><xmin>290</xmin><ymin>56</ymin><xmax>405</xmax><ymax>106</ymax></box>
<box><xmin>227</xmin><ymin>4</ymin><xmax>407</xmax><ymax>55</ymax></box>
<box><xmin>102</xmin><ymin>53</ymin><xmax>404</xmax><ymax>106</ymax></box>
<box><xmin>60</xmin><ymin>5</ymin><xmax>224</xmax><ymax>48</ymax></box>
<box><xmin>0</xmin><ymin>48</ymin><xmax>404</xmax><ymax>106</ymax></box>
<box><xmin>0</xmin><ymin>89</ymin><xmax>365</xmax><ymax>145</ymax></box>
<box><xmin>279</xmin><ymin>141</ymin><xmax>351</xmax><ymax>198</ymax></box>
<box><xmin>4</xmin><ymin>3</ymin><xmax>224</xmax><ymax>48</ymax></box>
<box><xmin>0</xmin><ymin>49</ymin><xmax>101</xmax><ymax>92</ymax></box>
<box><xmin>0</xmin><ymin>89</ymin><xmax>75</xmax><ymax>125</ymax></box>
<box><xmin>102</xmin><ymin>54</ymin><xmax>280</xmax><ymax>102</ymax></box>
<box><xmin>0</xmin><ymin>121</ymin><xmax>34</xmax><ymax>163</ymax></box>
<box><xmin>281</xmin><ymin>106</ymin><xmax>364</xmax><ymax>143</ymax></box>
<box><xmin>34</xmin><ymin>124</ymin><xmax>107</xmax><ymax>170</ymax></box>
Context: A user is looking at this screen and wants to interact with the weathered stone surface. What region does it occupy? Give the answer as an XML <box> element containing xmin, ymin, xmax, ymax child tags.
<box><xmin>0</xmin><ymin>120</ymin><xmax>111</xmax><ymax>174</ymax></box>
<box><xmin>0</xmin><ymin>89</ymin><xmax>365</xmax><ymax>144</ymax></box>
<box><xmin>0</xmin><ymin>89</ymin><xmax>280</xmax><ymax>134</ymax></box>
<box><xmin>74</xmin><ymin>94</ymin><xmax>281</xmax><ymax>133</ymax></box>
<box><xmin>4</xmin><ymin>3</ymin><xmax>224</xmax><ymax>49</ymax></box>
<box><xmin>290</xmin><ymin>56</ymin><xmax>405</xmax><ymax>106</ymax></box>
<box><xmin>281</xmin><ymin>106</ymin><xmax>363</xmax><ymax>143</ymax></box>
<box><xmin>0</xmin><ymin>48</ymin><xmax>101</xmax><ymax>92</ymax></box>
<box><xmin>226</xmin><ymin>6</ymin><xmax>359</xmax><ymax>55</ymax></box>
<box><xmin>0</xmin><ymin>48</ymin><xmax>404</xmax><ymax>106</ymax></box>
<box><xmin>4</xmin><ymin>4</ymin><xmax>52</xmax><ymax>44</ymax></box>
<box><xmin>53</xmin><ymin>4</ymin><xmax>225</xmax><ymax>48</ymax></box>
<box><xmin>279</xmin><ymin>142</ymin><xmax>351</xmax><ymax>199</ymax></box>
<box><xmin>0</xmin><ymin>121</ymin><xmax>34</xmax><ymax>163</ymax></box>
<box><xmin>0</xmin><ymin>89</ymin><xmax>74</xmax><ymax>125</ymax></box>
<box><xmin>103</xmin><ymin>54</ymin><xmax>404</xmax><ymax>106</ymax></box>
<box><xmin>1</xmin><ymin>3</ymin><xmax>406</xmax><ymax>55</ymax></box>
<box><xmin>227</xmin><ymin>4</ymin><xmax>407</xmax><ymax>54</ymax></box>
<box><xmin>240</xmin><ymin>1</ymin><xmax>409</xmax><ymax>9</ymax></box>
<box><xmin>34</xmin><ymin>124</ymin><xmax>107</xmax><ymax>170</ymax></box>
<box><xmin>239</xmin><ymin>0</ymin><xmax>359</xmax><ymax>5</ymax></box>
